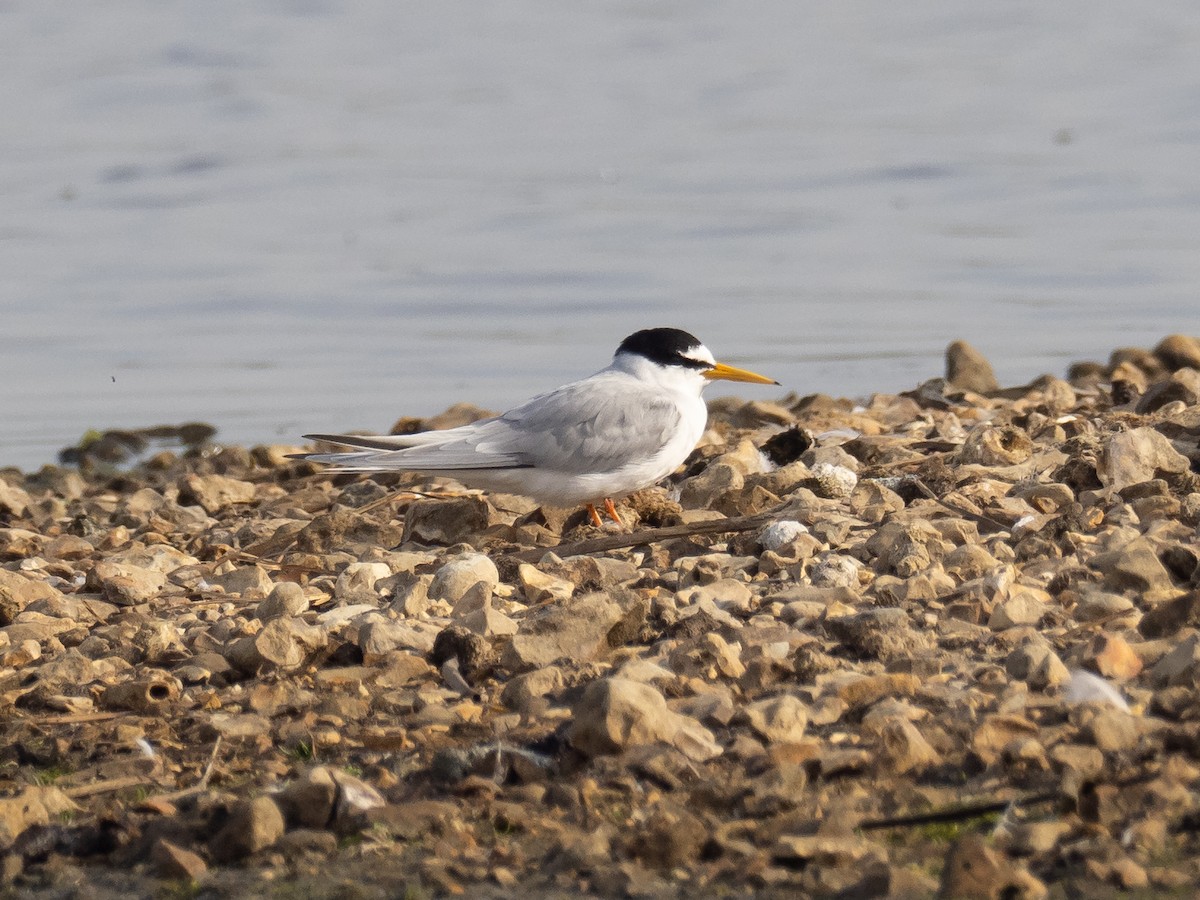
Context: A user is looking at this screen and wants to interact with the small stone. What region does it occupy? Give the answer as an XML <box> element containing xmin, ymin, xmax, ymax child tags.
<box><xmin>972</xmin><ymin>714</ymin><xmax>1039</xmax><ymax>767</ymax></box>
<box><xmin>0</xmin><ymin>480</ymin><xmax>32</xmax><ymax>517</ymax></box>
<box><xmin>209</xmin><ymin>796</ymin><xmax>286</xmax><ymax>862</ymax></box>
<box><xmin>1073</xmin><ymin>588</ymin><xmax>1136</xmax><ymax>622</ymax></box>
<box><xmin>877</xmin><ymin>716</ymin><xmax>940</xmax><ymax>774</ymax></box>
<box><xmin>461</xmin><ymin>604</ymin><xmax>518</xmax><ymax>638</ymax></box>
<box><xmin>503</xmin><ymin>591</ymin><xmax>641</xmax><ymax>672</ymax></box>
<box><xmin>678</xmin><ymin>462</ymin><xmax>743</xmax><ymax>510</ymax></box>
<box><xmin>1006</xmin><ymin>641</ymin><xmax>1070</xmax><ymax>691</ymax></box>
<box><xmin>825</xmin><ymin>608</ymin><xmax>931</xmax><ymax>661</ymax></box>
<box><xmin>810</xmin><ymin>462</ymin><xmax>858</xmax><ymax>498</ymax></box>
<box><xmin>1149</xmin><ymin>633</ymin><xmax>1200</xmax><ymax>687</ymax></box>
<box><xmin>632</xmin><ymin>801</ymin><xmax>708</xmax><ymax>868</ymax></box>
<box><xmin>1080</xmin><ymin>707</ymin><xmax>1140</xmax><ymax>752</ymax></box>
<box><xmin>256</xmin><ymin>582</ymin><xmax>310</xmax><ymax>620</ymax></box>
<box><xmin>677</xmin><ymin>577</ymin><xmax>754</xmax><ymax>613</ymax></box>
<box><xmin>1138</xmin><ymin>589</ymin><xmax>1200</xmax><ymax>638</ymax></box>
<box><xmin>1099</xmin><ymin>427</ymin><xmax>1190</xmax><ymax>491</ymax></box>
<box><xmin>334</xmin><ymin>561</ymin><xmax>393</xmax><ymax>601</ymax></box>
<box><xmin>150</xmin><ymin>838</ymin><xmax>208</xmax><ymax>881</ymax></box>
<box><xmin>959</xmin><ymin>424</ymin><xmax>1033</xmax><ymax>467</ymax></box>
<box><xmin>757</xmin><ymin>520</ymin><xmax>808</xmax><ymax>552</ymax></box>
<box><xmin>90</xmin><ymin>560</ymin><xmax>166</xmax><ymax>605</ymax></box>
<box><xmin>517</xmin><ymin>564</ymin><xmax>575</xmax><ymax>604</ymax></box>
<box><xmin>428</xmin><ymin>554</ymin><xmax>500</xmax><ymax>604</ymax></box>
<box><xmin>179</xmin><ymin>472</ymin><xmax>257</xmax><ymax>513</ymax></box>
<box><xmin>989</xmin><ymin>589</ymin><xmax>1047</xmax><ymax>630</ymax></box>
<box><xmin>274</xmin><ymin>766</ymin><xmax>338</xmax><ymax>829</ymax></box>
<box><xmin>946</xmin><ymin>340</ymin><xmax>1000</xmax><ymax>393</ymax></box>
<box><xmin>742</xmin><ymin>694</ymin><xmax>808</xmax><ymax>744</ymax></box>
<box><xmin>358</xmin><ymin>620</ymin><xmax>436</xmax><ymax>660</ymax></box>
<box><xmin>1154</xmin><ymin>333</ymin><xmax>1200</xmax><ymax>371</ymax></box>
<box><xmin>0</xmin><ymin>786</ymin><xmax>78</xmax><ymax>846</ymax></box>
<box><xmin>1089</xmin><ymin>536</ymin><xmax>1175</xmax><ymax>597</ymax></box>
<box><xmin>227</xmin><ymin>617</ymin><xmax>328</xmax><ymax>673</ymax></box>
<box><xmin>1008</xmin><ymin>820</ymin><xmax>1071</xmax><ymax>856</ymax></box>
<box><xmin>569</xmin><ymin>677</ymin><xmax>720</xmax><ymax>761</ymax></box>
<box><xmin>1082</xmin><ymin>633</ymin><xmax>1143</xmax><ymax>681</ymax></box>
<box><xmin>207</xmin><ymin>564</ymin><xmax>274</xmax><ymax>599</ymax></box>
<box><xmin>403</xmin><ymin>496</ymin><xmax>491</xmax><ymax>545</ymax></box>
<box><xmin>939</xmin><ymin>834</ymin><xmax>1047</xmax><ymax>900</ymax></box>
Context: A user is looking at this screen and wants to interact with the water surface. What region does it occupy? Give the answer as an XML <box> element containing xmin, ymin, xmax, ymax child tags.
<box><xmin>3</xmin><ymin>1</ymin><xmax>1199</xmax><ymax>469</ymax></box>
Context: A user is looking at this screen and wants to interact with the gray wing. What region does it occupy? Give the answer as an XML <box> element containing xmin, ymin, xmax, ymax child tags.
<box><xmin>494</xmin><ymin>375</ymin><xmax>682</xmax><ymax>474</ymax></box>
<box><xmin>298</xmin><ymin>373</ymin><xmax>680</xmax><ymax>474</ymax></box>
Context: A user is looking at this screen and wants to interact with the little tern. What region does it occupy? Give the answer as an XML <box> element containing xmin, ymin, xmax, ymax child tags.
<box><xmin>298</xmin><ymin>327</ymin><xmax>778</xmax><ymax>526</ymax></box>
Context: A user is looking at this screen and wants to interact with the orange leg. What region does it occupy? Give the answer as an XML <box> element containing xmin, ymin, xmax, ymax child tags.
<box><xmin>603</xmin><ymin>497</ymin><xmax>622</xmax><ymax>524</ymax></box>
<box><xmin>586</xmin><ymin>503</ymin><xmax>604</xmax><ymax>527</ymax></box>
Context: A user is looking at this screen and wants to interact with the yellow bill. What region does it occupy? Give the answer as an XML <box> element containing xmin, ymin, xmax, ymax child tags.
<box><xmin>703</xmin><ymin>361</ymin><xmax>779</xmax><ymax>385</ymax></box>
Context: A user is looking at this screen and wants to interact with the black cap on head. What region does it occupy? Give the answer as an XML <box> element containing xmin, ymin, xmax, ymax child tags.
<box><xmin>615</xmin><ymin>327</ymin><xmax>707</xmax><ymax>368</ymax></box>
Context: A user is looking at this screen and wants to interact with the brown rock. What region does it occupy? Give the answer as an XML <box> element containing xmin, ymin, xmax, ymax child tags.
<box><xmin>825</xmin><ymin>608</ymin><xmax>931</xmax><ymax>661</ymax></box>
<box><xmin>939</xmin><ymin>835</ymin><xmax>1046</xmax><ymax>899</ymax></box>
<box><xmin>256</xmin><ymin>582</ymin><xmax>310</xmax><ymax>620</ymax></box>
<box><xmin>1089</xmin><ymin>536</ymin><xmax>1175</xmax><ymax>596</ymax></box>
<box><xmin>631</xmin><ymin>801</ymin><xmax>709</xmax><ymax>868</ymax></box>
<box><xmin>1154</xmin><ymin>333</ymin><xmax>1200</xmax><ymax>371</ymax></box>
<box><xmin>946</xmin><ymin>340</ymin><xmax>1000</xmax><ymax>393</ymax></box>
<box><xmin>502</xmin><ymin>591</ymin><xmax>641</xmax><ymax>672</ymax></box>
<box><xmin>1006</xmin><ymin>640</ymin><xmax>1070</xmax><ymax>690</ymax></box>
<box><xmin>1138</xmin><ymin>589</ymin><xmax>1200</xmax><ymax>638</ymax></box>
<box><xmin>877</xmin><ymin>716</ymin><xmax>940</xmax><ymax>774</ymax></box>
<box><xmin>429</xmin><ymin>553</ymin><xmax>500</xmax><ymax>605</ymax></box>
<box><xmin>274</xmin><ymin>766</ymin><xmax>337</xmax><ymax>829</ymax></box>
<box><xmin>99</xmin><ymin>675</ymin><xmax>181</xmax><ymax>712</ymax></box>
<box><xmin>293</xmin><ymin>508</ymin><xmax>405</xmax><ymax>553</ymax></box>
<box><xmin>207</xmin><ymin>564</ymin><xmax>274</xmax><ymax>599</ymax></box>
<box><xmin>1099</xmin><ymin>427</ymin><xmax>1190</xmax><ymax>491</ymax></box>
<box><xmin>1082</xmin><ymin>633</ymin><xmax>1143</xmax><ymax>681</ymax></box>
<box><xmin>403</xmin><ymin>496</ymin><xmax>491</xmax><ymax>545</ymax></box>
<box><xmin>226</xmin><ymin>617</ymin><xmax>328</xmax><ymax>673</ymax></box>
<box><xmin>0</xmin><ymin>479</ymin><xmax>32</xmax><ymax>517</ymax></box>
<box><xmin>742</xmin><ymin>694</ymin><xmax>808</xmax><ymax>744</ymax></box>
<box><xmin>179</xmin><ymin>472</ymin><xmax>257</xmax><ymax>513</ymax></box>
<box><xmin>209</xmin><ymin>796</ymin><xmax>286</xmax><ymax>862</ymax></box>
<box><xmin>0</xmin><ymin>786</ymin><xmax>78</xmax><ymax>846</ymax></box>
<box><xmin>959</xmin><ymin>424</ymin><xmax>1033</xmax><ymax>467</ymax></box>
<box><xmin>90</xmin><ymin>560</ymin><xmax>167</xmax><ymax>605</ymax></box>
<box><xmin>149</xmin><ymin>838</ymin><xmax>208</xmax><ymax>881</ymax></box>
<box><xmin>569</xmin><ymin>677</ymin><xmax>720</xmax><ymax>761</ymax></box>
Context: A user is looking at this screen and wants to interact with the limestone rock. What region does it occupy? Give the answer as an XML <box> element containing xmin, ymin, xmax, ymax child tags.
<box><xmin>1099</xmin><ymin>427</ymin><xmax>1190</xmax><ymax>491</ymax></box>
<box><xmin>518</xmin><ymin>563</ymin><xmax>575</xmax><ymax>604</ymax></box>
<box><xmin>569</xmin><ymin>677</ymin><xmax>720</xmax><ymax>761</ymax></box>
<box><xmin>179</xmin><ymin>472</ymin><xmax>257</xmax><ymax>513</ymax></box>
<box><xmin>403</xmin><ymin>496</ymin><xmax>491</xmax><ymax>545</ymax></box>
<box><xmin>207</xmin><ymin>564</ymin><xmax>274</xmax><ymax>599</ymax></box>
<box><xmin>209</xmin><ymin>796</ymin><xmax>286</xmax><ymax>862</ymax></box>
<box><xmin>503</xmin><ymin>591</ymin><xmax>641</xmax><ymax>672</ymax></box>
<box><xmin>742</xmin><ymin>694</ymin><xmax>808</xmax><ymax>744</ymax></box>
<box><xmin>429</xmin><ymin>554</ymin><xmax>499</xmax><ymax>604</ymax></box>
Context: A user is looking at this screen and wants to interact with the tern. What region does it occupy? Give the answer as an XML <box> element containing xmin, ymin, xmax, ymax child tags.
<box><xmin>297</xmin><ymin>327</ymin><xmax>778</xmax><ymax>527</ymax></box>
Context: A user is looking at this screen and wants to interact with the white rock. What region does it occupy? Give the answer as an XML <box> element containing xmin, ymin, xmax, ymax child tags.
<box><xmin>428</xmin><ymin>554</ymin><xmax>500</xmax><ymax>604</ymax></box>
<box><xmin>758</xmin><ymin>520</ymin><xmax>809</xmax><ymax>552</ymax></box>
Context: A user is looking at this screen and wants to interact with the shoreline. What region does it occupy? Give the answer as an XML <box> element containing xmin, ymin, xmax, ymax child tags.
<box><xmin>1</xmin><ymin>335</ymin><xmax>1198</xmax><ymax>897</ymax></box>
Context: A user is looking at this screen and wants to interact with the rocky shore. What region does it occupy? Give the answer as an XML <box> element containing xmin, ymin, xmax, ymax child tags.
<box><xmin>2</xmin><ymin>335</ymin><xmax>1199</xmax><ymax>899</ymax></box>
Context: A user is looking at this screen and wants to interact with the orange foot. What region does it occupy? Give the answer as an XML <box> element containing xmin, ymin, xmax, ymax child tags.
<box><xmin>585</xmin><ymin>499</ymin><xmax>624</xmax><ymax>528</ymax></box>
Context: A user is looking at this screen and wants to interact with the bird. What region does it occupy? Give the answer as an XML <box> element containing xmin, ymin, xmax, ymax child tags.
<box><xmin>296</xmin><ymin>327</ymin><xmax>778</xmax><ymax>527</ymax></box>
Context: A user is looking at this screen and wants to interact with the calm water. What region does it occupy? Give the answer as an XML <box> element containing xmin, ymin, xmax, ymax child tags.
<box><xmin>3</xmin><ymin>2</ymin><xmax>1199</xmax><ymax>471</ymax></box>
